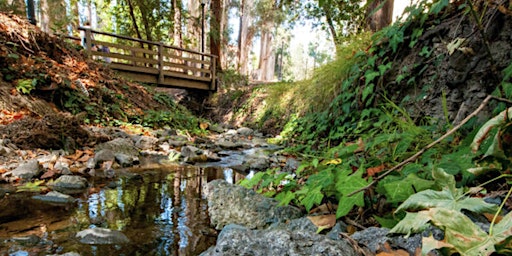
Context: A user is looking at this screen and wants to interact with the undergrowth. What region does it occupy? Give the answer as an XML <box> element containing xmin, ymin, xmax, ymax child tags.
<box><xmin>239</xmin><ymin>0</ymin><xmax>512</xmax><ymax>254</ymax></box>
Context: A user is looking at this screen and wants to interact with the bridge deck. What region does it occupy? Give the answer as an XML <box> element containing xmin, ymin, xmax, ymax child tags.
<box><xmin>79</xmin><ymin>27</ymin><xmax>217</xmax><ymax>91</ymax></box>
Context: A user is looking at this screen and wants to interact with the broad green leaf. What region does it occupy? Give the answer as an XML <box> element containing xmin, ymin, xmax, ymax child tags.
<box><xmin>373</xmin><ymin>215</ymin><xmax>399</xmax><ymax>229</ymax></box>
<box><xmin>483</xmin><ymin>132</ymin><xmax>506</xmax><ymax>159</ymax></box>
<box><xmin>428</xmin><ymin>208</ymin><xmax>495</xmax><ymax>255</ymax></box>
<box><xmin>491</xmin><ymin>211</ymin><xmax>512</xmax><ymax>243</ymax></box>
<box><xmin>380</xmin><ymin>173</ymin><xmax>434</xmax><ymax>203</ymax></box>
<box><xmin>335</xmin><ymin>169</ymin><xmax>370</xmax><ymax>218</ymax></box>
<box><xmin>432</xmin><ymin>168</ymin><xmax>456</xmax><ymax>194</ymax></box>
<box><xmin>362</xmin><ymin>83</ymin><xmax>374</xmax><ymax>102</ymax></box>
<box><xmin>16</xmin><ymin>180</ymin><xmax>46</xmax><ymax>192</ymax></box>
<box><xmin>390</xmin><ymin>211</ymin><xmax>431</xmax><ymax>236</ymax></box>
<box><xmin>307</xmin><ymin>170</ymin><xmax>334</xmax><ymax>188</ymax></box>
<box><xmin>300</xmin><ymin>186</ymin><xmax>324</xmax><ymax>212</ymax></box>
<box><xmin>422</xmin><ymin>235</ymin><xmax>455</xmax><ymax>255</ymax></box>
<box><xmin>364</xmin><ymin>70</ymin><xmax>380</xmax><ymax>86</ymax></box>
<box><xmin>276</xmin><ymin>190</ymin><xmax>295</xmax><ymax>206</ymax></box>
<box><xmin>396</xmin><ymin>189</ymin><xmax>498</xmax><ymax>213</ymax></box>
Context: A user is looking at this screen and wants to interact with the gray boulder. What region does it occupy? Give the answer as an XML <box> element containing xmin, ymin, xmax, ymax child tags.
<box><xmin>95</xmin><ymin>138</ymin><xmax>139</xmax><ymax>157</ymax></box>
<box><xmin>134</xmin><ymin>135</ymin><xmax>159</xmax><ymax>150</ymax></box>
<box><xmin>49</xmin><ymin>175</ymin><xmax>88</xmax><ymax>194</ymax></box>
<box><xmin>200</xmin><ymin>224</ymin><xmax>358</xmax><ymax>256</ymax></box>
<box><xmin>76</xmin><ymin>228</ymin><xmax>130</xmax><ymax>244</ymax></box>
<box><xmin>32</xmin><ymin>191</ymin><xmax>75</xmax><ymax>204</ymax></box>
<box><xmin>205</xmin><ymin>179</ymin><xmax>302</xmax><ymax>230</ymax></box>
<box><xmin>237</xmin><ymin>127</ymin><xmax>254</xmax><ymax>136</ymax></box>
<box><xmin>2</xmin><ymin>159</ymin><xmax>42</xmax><ymax>182</ymax></box>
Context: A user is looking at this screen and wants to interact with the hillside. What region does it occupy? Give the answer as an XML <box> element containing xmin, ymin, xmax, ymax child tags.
<box><xmin>0</xmin><ymin>12</ymin><xmax>199</xmax><ymax>152</ymax></box>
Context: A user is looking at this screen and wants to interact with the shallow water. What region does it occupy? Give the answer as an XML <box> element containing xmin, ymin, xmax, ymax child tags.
<box><xmin>0</xmin><ymin>165</ymin><xmax>246</xmax><ymax>255</ymax></box>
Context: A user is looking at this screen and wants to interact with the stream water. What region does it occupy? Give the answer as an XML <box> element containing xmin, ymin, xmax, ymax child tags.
<box><xmin>0</xmin><ymin>164</ymin><xmax>246</xmax><ymax>255</ymax></box>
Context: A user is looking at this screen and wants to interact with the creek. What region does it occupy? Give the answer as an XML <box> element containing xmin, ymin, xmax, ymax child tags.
<box><xmin>0</xmin><ymin>164</ymin><xmax>247</xmax><ymax>255</ymax></box>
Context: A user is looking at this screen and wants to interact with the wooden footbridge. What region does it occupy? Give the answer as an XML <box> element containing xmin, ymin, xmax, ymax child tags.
<box><xmin>78</xmin><ymin>27</ymin><xmax>217</xmax><ymax>91</ymax></box>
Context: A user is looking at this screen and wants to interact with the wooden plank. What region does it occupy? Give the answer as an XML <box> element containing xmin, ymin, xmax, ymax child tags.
<box><xmin>92</xmin><ymin>51</ymin><xmax>159</xmax><ymax>65</ymax></box>
<box><xmin>92</xmin><ymin>40</ymin><xmax>156</xmax><ymax>55</ymax></box>
<box><xmin>162</xmin><ymin>52</ymin><xmax>210</xmax><ymax>65</ymax></box>
<box><xmin>163</xmin><ymin>61</ymin><xmax>211</xmax><ymax>74</ymax></box>
<box><xmin>109</xmin><ymin>63</ymin><xmax>159</xmax><ymax>74</ymax></box>
<box><xmin>162</xmin><ymin>70</ymin><xmax>211</xmax><ymax>82</ymax></box>
<box><xmin>160</xmin><ymin>77</ymin><xmax>211</xmax><ymax>90</ymax></box>
<box><xmin>211</xmin><ymin>57</ymin><xmax>217</xmax><ymax>90</ymax></box>
<box><xmin>115</xmin><ymin>71</ymin><xmax>158</xmax><ymax>84</ymax></box>
<box><xmin>158</xmin><ymin>43</ymin><xmax>164</xmax><ymax>84</ymax></box>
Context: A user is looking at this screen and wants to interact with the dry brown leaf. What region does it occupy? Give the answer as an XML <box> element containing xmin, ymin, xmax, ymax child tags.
<box><xmin>367</xmin><ymin>164</ymin><xmax>386</xmax><ymax>177</ymax></box>
<box><xmin>199</xmin><ymin>122</ymin><xmax>209</xmax><ymax>130</ymax></box>
<box><xmin>41</xmin><ymin>170</ymin><xmax>56</xmax><ymax>179</ymax></box>
<box><xmin>377</xmin><ymin>242</ymin><xmax>409</xmax><ymax>256</ymax></box>
<box><xmin>309</xmin><ymin>202</ymin><xmax>337</xmax><ymax>214</ymax></box>
<box><xmin>483</xmin><ymin>212</ymin><xmax>503</xmax><ymax>223</ymax></box>
<box><xmin>307</xmin><ymin>214</ymin><xmax>336</xmax><ymax>229</ymax></box>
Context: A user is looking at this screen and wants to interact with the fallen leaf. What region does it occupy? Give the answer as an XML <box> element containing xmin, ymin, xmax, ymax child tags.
<box><xmin>377</xmin><ymin>242</ymin><xmax>410</xmax><ymax>256</ymax></box>
<box><xmin>309</xmin><ymin>202</ymin><xmax>337</xmax><ymax>214</ymax></box>
<box><xmin>367</xmin><ymin>164</ymin><xmax>386</xmax><ymax>177</ymax></box>
<box><xmin>307</xmin><ymin>214</ymin><xmax>336</xmax><ymax>231</ymax></box>
<box><xmin>40</xmin><ymin>170</ymin><xmax>56</xmax><ymax>179</ymax></box>
<box><xmin>483</xmin><ymin>212</ymin><xmax>503</xmax><ymax>223</ymax></box>
<box><xmin>199</xmin><ymin>122</ymin><xmax>209</xmax><ymax>130</ymax></box>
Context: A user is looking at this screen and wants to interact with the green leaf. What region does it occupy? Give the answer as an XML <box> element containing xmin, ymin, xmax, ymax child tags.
<box><xmin>275</xmin><ymin>190</ymin><xmax>295</xmax><ymax>206</ymax></box>
<box><xmin>364</xmin><ymin>70</ymin><xmax>380</xmax><ymax>86</ymax></box>
<box><xmin>432</xmin><ymin>168</ymin><xmax>456</xmax><ymax>193</ymax></box>
<box><xmin>16</xmin><ymin>180</ymin><xmax>46</xmax><ymax>192</ymax></box>
<box><xmin>335</xmin><ymin>169</ymin><xmax>370</xmax><ymax>218</ymax></box>
<box><xmin>428</xmin><ymin>208</ymin><xmax>495</xmax><ymax>255</ymax></box>
<box><xmin>373</xmin><ymin>215</ymin><xmax>399</xmax><ymax>229</ymax></box>
<box><xmin>307</xmin><ymin>169</ymin><xmax>334</xmax><ymax>188</ymax></box>
<box><xmin>362</xmin><ymin>83</ymin><xmax>374</xmax><ymax>102</ymax></box>
<box><xmin>396</xmin><ymin>189</ymin><xmax>498</xmax><ymax>214</ymax></box>
<box><xmin>381</xmin><ymin>173</ymin><xmax>435</xmax><ymax>203</ymax></box>
<box><xmin>390</xmin><ymin>211</ymin><xmax>431</xmax><ymax>236</ymax></box>
<box><xmin>300</xmin><ymin>186</ymin><xmax>324</xmax><ymax>212</ymax></box>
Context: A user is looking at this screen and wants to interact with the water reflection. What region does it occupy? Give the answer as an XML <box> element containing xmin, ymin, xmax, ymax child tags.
<box><xmin>0</xmin><ymin>165</ymin><xmax>245</xmax><ymax>255</ymax></box>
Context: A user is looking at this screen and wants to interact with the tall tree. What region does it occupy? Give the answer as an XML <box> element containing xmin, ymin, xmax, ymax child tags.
<box><xmin>366</xmin><ymin>0</ymin><xmax>394</xmax><ymax>31</ymax></box>
<box><xmin>237</xmin><ymin>0</ymin><xmax>255</xmax><ymax>76</ymax></box>
<box><xmin>187</xmin><ymin>0</ymin><xmax>201</xmax><ymax>50</ymax></box>
<box><xmin>210</xmin><ymin>0</ymin><xmax>225</xmax><ymax>71</ymax></box>
<box><xmin>171</xmin><ymin>0</ymin><xmax>183</xmax><ymax>47</ymax></box>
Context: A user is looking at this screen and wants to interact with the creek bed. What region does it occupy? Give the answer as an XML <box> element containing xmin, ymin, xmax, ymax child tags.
<box><xmin>0</xmin><ymin>165</ymin><xmax>245</xmax><ymax>255</ymax></box>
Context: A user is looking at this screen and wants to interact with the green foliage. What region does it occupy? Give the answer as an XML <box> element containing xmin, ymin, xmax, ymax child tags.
<box><xmin>16</xmin><ymin>78</ymin><xmax>37</xmax><ymax>94</ymax></box>
<box><xmin>16</xmin><ymin>180</ymin><xmax>47</xmax><ymax>192</ymax></box>
<box><xmin>390</xmin><ymin>168</ymin><xmax>511</xmax><ymax>255</ymax></box>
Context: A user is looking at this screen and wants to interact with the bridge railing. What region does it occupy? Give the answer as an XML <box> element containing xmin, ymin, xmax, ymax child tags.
<box><xmin>77</xmin><ymin>27</ymin><xmax>217</xmax><ymax>90</ymax></box>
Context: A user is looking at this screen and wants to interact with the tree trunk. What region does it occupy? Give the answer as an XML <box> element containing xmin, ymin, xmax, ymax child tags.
<box><xmin>138</xmin><ymin>1</ymin><xmax>154</xmax><ymax>42</ymax></box>
<box><xmin>210</xmin><ymin>0</ymin><xmax>224</xmax><ymax>71</ymax></box>
<box><xmin>258</xmin><ymin>28</ymin><xmax>275</xmax><ymax>81</ymax></box>
<box><xmin>126</xmin><ymin>0</ymin><xmax>144</xmax><ymax>45</ymax></box>
<box><xmin>322</xmin><ymin>4</ymin><xmax>340</xmax><ymax>50</ymax></box>
<box><xmin>171</xmin><ymin>0</ymin><xmax>183</xmax><ymax>48</ymax></box>
<box><xmin>187</xmin><ymin>0</ymin><xmax>201</xmax><ymax>51</ymax></box>
<box><xmin>366</xmin><ymin>0</ymin><xmax>394</xmax><ymax>32</ymax></box>
<box><xmin>237</xmin><ymin>0</ymin><xmax>254</xmax><ymax>76</ymax></box>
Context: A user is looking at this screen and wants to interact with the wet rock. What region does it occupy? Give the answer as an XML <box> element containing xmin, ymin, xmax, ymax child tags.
<box><xmin>76</xmin><ymin>228</ymin><xmax>130</xmax><ymax>244</ymax></box>
<box><xmin>244</xmin><ymin>155</ymin><xmax>270</xmax><ymax>171</ymax></box>
<box><xmin>200</xmin><ymin>224</ymin><xmax>358</xmax><ymax>256</ymax></box>
<box><xmin>2</xmin><ymin>159</ymin><xmax>42</xmax><ymax>182</ymax></box>
<box><xmin>209</xmin><ymin>124</ymin><xmax>225</xmax><ymax>133</ymax></box>
<box><xmin>32</xmin><ymin>191</ymin><xmax>75</xmax><ymax>204</ymax></box>
<box><xmin>11</xmin><ymin>234</ymin><xmax>40</xmax><ymax>246</ymax></box>
<box><xmin>205</xmin><ymin>179</ymin><xmax>302</xmax><ymax>230</ymax></box>
<box><xmin>49</xmin><ymin>175</ymin><xmax>88</xmax><ymax>194</ymax></box>
<box><xmin>0</xmin><ymin>145</ymin><xmax>14</xmax><ymax>156</ymax></box>
<box><xmin>134</xmin><ymin>135</ymin><xmax>158</xmax><ymax>150</ymax></box>
<box><xmin>351</xmin><ymin>226</ymin><xmax>444</xmax><ymax>255</ymax></box>
<box><xmin>216</xmin><ymin>139</ymin><xmax>242</xmax><ymax>149</ymax></box>
<box><xmin>351</xmin><ymin>227</ymin><xmax>389</xmax><ymax>253</ymax></box>
<box><xmin>95</xmin><ymin>138</ymin><xmax>139</xmax><ymax>157</ymax></box>
<box><xmin>168</xmin><ymin>135</ymin><xmax>189</xmax><ymax>147</ymax></box>
<box><xmin>54</xmin><ymin>158</ymin><xmax>71</xmax><ymax>174</ymax></box>
<box><xmin>115</xmin><ymin>153</ymin><xmax>139</xmax><ymax>167</ymax></box>
<box><xmin>237</xmin><ymin>127</ymin><xmax>254</xmax><ymax>136</ymax></box>
<box><xmin>283</xmin><ymin>157</ymin><xmax>300</xmax><ymax>173</ymax></box>
<box><xmin>94</xmin><ymin>149</ymin><xmax>116</xmax><ymax>164</ymax></box>
<box><xmin>47</xmin><ymin>252</ymin><xmax>81</xmax><ymax>256</ymax></box>
<box><xmin>181</xmin><ymin>145</ymin><xmax>202</xmax><ymax>158</ymax></box>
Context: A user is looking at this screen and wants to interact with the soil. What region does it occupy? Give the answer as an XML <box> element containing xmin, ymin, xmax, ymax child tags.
<box><xmin>0</xmin><ymin>13</ymin><xmax>177</xmax><ymax>151</ymax></box>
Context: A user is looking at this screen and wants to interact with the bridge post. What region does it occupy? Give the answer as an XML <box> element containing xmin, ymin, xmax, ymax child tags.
<box><xmin>85</xmin><ymin>29</ymin><xmax>92</xmax><ymax>57</ymax></box>
<box><xmin>210</xmin><ymin>57</ymin><xmax>217</xmax><ymax>90</ymax></box>
<box><xmin>158</xmin><ymin>42</ymin><xmax>164</xmax><ymax>84</ymax></box>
